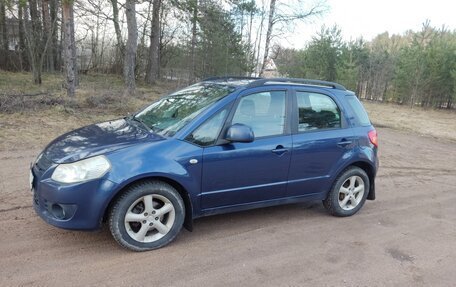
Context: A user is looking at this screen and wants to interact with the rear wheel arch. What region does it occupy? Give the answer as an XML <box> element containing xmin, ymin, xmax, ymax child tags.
<box><xmin>104</xmin><ymin>176</ymin><xmax>194</xmax><ymax>231</ymax></box>
<box><xmin>349</xmin><ymin>161</ymin><xmax>376</xmax><ymax>200</ymax></box>
<box><xmin>324</xmin><ymin>165</ymin><xmax>370</xmax><ymax>216</ymax></box>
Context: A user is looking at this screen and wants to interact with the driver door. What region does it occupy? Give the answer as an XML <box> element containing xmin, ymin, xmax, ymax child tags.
<box><xmin>200</xmin><ymin>89</ymin><xmax>292</xmax><ymax>210</ymax></box>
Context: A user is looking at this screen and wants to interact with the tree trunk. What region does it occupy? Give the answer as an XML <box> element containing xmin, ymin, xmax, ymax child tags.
<box><xmin>50</xmin><ymin>0</ymin><xmax>59</xmax><ymax>70</ymax></box>
<box><xmin>62</xmin><ymin>1</ymin><xmax>76</xmax><ymax>97</ymax></box>
<box><xmin>18</xmin><ymin>3</ymin><xmax>28</xmax><ymax>71</ymax></box>
<box><xmin>0</xmin><ymin>0</ymin><xmax>7</xmax><ymax>50</ymax></box>
<box><xmin>138</xmin><ymin>0</ymin><xmax>152</xmax><ymax>78</ymax></box>
<box><xmin>189</xmin><ymin>0</ymin><xmax>198</xmax><ymax>83</ymax></box>
<box><xmin>0</xmin><ymin>0</ymin><xmax>8</xmax><ymax>69</ymax></box>
<box><xmin>124</xmin><ymin>0</ymin><xmax>137</xmax><ymax>95</ymax></box>
<box><xmin>110</xmin><ymin>0</ymin><xmax>124</xmax><ymax>72</ymax></box>
<box><xmin>247</xmin><ymin>9</ymin><xmax>254</xmax><ymax>66</ymax></box>
<box><xmin>254</xmin><ymin>8</ymin><xmax>265</xmax><ymax>76</ymax></box>
<box><xmin>70</xmin><ymin>6</ymin><xmax>78</xmax><ymax>86</ymax></box>
<box><xmin>28</xmin><ymin>0</ymin><xmax>43</xmax><ymax>84</ymax></box>
<box><xmin>42</xmin><ymin>0</ymin><xmax>54</xmax><ymax>72</ymax></box>
<box><xmin>145</xmin><ymin>0</ymin><xmax>162</xmax><ymax>84</ymax></box>
<box><xmin>259</xmin><ymin>0</ymin><xmax>276</xmax><ymax>77</ymax></box>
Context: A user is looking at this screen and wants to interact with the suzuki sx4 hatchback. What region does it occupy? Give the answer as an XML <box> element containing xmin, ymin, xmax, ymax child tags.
<box><xmin>30</xmin><ymin>78</ymin><xmax>378</xmax><ymax>251</ymax></box>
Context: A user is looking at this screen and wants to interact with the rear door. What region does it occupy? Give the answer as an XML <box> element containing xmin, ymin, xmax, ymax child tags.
<box><xmin>287</xmin><ymin>89</ymin><xmax>355</xmax><ymax>197</ymax></box>
<box><xmin>200</xmin><ymin>88</ymin><xmax>292</xmax><ymax>210</ymax></box>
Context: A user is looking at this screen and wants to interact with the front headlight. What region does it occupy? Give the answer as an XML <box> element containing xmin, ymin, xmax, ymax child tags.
<box><xmin>51</xmin><ymin>155</ymin><xmax>111</xmax><ymax>183</ymax></box>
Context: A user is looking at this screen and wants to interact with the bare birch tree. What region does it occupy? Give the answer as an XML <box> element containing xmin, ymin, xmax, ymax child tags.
<box><xmin>62</xmin><ymin>0</ymin><xmax>76</xmax><ymax>96</ymax></box>
<box><xmin>18</xmin><ymin>1</ymin><xmax>28</xmax><ymax>70</ymax></box>
<box><xmin>259</xmin><ymin>0</ymin><xmax>275</xmax><ymax>77</ymax></box>
<box><xmin>41</xmin><ymin>0</ymin><xmax>55</xmax><ymax>71</ymax></box>
<box><xmin>27</xmin><ymin>0</ymin><xmax>44</xmax><ymax>83</ymax></box>
<box><xmin>189</xmin><ymin>0</ymin><xmax>197</xmax><ymax>82</ymax></box>
<box><xmin>0</xmin><ymin>0</ymin><xmax>7</xmax><ymax>67</ymax></box>
<box><xmin>124</xmin><ymin>0</ymin><xmax>138</xmax><ymax>95</ymax></box>
<box><xmin>145</xmin><ymin>0</ymin><xmax>161</xmax><ymax>84</ymax></box>
<box><xmin>110</xmin><ymin>0</ymin><xmax>124</xmax><ymax>72</ymax></box>
<box><xmin>259</xmin><ymin>0</ymin><xmax>327</xmax><ymax>76</ymax></box>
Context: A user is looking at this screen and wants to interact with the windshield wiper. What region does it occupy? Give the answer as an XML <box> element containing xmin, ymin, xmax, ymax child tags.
<box><xmin>126</xmin><ymin>115</ymin><xmax>152</xmax><ymax>132</ymax></box>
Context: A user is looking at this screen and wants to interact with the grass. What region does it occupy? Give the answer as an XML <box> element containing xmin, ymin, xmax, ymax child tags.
<box><xmin>363</xmin><ymin>101</ymin><xmax>456</xmax><ymax>142</ymax></box>
<box><xmin>0</xmin><ymin>71</ymin><xmax>64</xmax><ymax>96</ymax></box>
<box><xmin>1</xmin><ymin>71</ymin><xmax>455</xmax><ymax>151</ymax></box>
<box><xmin>0</xmin><ymin>71</ymin><xmax>179</xmax><ymax>151</ymax></box>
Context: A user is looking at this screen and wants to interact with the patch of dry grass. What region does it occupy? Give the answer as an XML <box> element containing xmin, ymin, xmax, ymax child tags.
<box><xmin>0</xmin><ymin>71</ymin><xmax>179</xmax><ymax>151</ymax></box>
<box><xmin>0</xmin><ymin>71</ymin><xmax>64</xmax><ymax>96</ymax></box>
<box><xmin>0</xmin><ymin>108</ymin><xmax>112</xmax><ymax>151</ymax></box>
<box><xmin>363</xmin><ymin>101</ymin><xmax>456</xmax><ymax>142</ymax></box>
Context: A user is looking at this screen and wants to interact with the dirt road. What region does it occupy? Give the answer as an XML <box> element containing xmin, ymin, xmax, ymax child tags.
<box><xmin>1</xmin><ymin>127</ymin><xmax>455</xmax><ymax>286</ymax></box>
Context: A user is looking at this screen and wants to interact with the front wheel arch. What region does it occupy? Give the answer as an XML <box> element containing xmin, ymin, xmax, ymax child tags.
<box><xmin>104</xmin><ymin>176</ymin><xmax>194</xmax><ymax>232</ymax></box>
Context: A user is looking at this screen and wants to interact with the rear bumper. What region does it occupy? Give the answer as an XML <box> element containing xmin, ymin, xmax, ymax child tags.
<box><xmin>367</xmin><ymin>154</ymin><xmax>378</xmax><ymax>200</ymax></box>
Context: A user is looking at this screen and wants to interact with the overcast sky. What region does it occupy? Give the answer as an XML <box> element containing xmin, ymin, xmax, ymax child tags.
<box><xmin>285</xmin><ymin>0</ymin><xmax>456</xmax><ymax>48</ymax></box>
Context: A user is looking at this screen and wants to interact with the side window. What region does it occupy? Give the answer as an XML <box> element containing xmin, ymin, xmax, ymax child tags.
<box><xmin>232</xmin><ymin>91</ymin><xmax>286</xmax><ymax>138</ymax></box>
<box><xmin>186</xmin><ymin>108</ymin><xmax>228</xmax><ymax>146</ymax></box>
<box><xmin>296</xmin><ymin>92</ymin><xmax>341</xmax><ymax>132</ymax></box>
<box><xmin>346</xmin><ymin>95</ymin><xmax>371</xmax><ymax>126</ymax></box>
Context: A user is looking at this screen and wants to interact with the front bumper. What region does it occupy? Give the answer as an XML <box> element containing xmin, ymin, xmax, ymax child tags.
<box><xmin>32</xmin><ymin>167</ymin><xmax>119</xmax><ymax>230</ymax></box>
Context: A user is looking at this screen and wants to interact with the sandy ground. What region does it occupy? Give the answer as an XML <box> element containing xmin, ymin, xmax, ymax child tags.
<box><xmin>363</xmin><ymin>101</ymin><xmax>456</xmax><ymax>142</ymax></box>
<box><xmin>0</xmin><ymin>127</ymin><xmax>456</xmax><ymax>287</ymax></box>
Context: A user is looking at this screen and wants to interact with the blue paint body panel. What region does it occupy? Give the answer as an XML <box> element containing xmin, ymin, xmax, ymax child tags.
<box><xmin>31</xmin><ymin>80</ymin><xmax>378</xmax><ymax>230</ymax></box>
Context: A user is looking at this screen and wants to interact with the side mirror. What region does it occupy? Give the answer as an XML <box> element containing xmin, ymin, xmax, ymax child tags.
<box><xmin>225</xmin><ymin>124</ymin><xmax>254</xmax><ymax>143</ymax></box>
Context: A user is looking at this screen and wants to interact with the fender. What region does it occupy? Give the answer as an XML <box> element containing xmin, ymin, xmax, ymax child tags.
<box><xmin>100</xmin><ymin>139</ymin><xmax>204</xmax><ymax>229</ymax></box>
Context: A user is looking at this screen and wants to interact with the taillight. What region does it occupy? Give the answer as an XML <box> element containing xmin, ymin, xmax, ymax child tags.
<box><xmin>368</xmin><ymin>130</ymin><xmax>378</xmax><ymax>147</ymax></box>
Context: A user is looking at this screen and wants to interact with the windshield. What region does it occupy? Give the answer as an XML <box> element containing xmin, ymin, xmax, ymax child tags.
<box><xmin>135</xmin><ymin>83</ymin><xmax>235</xmax><ymax>137</ymax></box>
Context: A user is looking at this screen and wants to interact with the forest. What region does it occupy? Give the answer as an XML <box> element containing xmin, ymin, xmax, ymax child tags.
<box><xmin>276</xmin><ymin>23</ymin><xmax>456</xmax><ymax>109</ymax></box>
<box><xmin>0</xmin><ymin>0</ymin><xmax>455</xmax><ymax>109</ymax></box>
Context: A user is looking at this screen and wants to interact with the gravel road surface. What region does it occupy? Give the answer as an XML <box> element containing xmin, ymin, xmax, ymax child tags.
<box><xmin>1</xmin><ymin>127</ymin><xmax>455</xmax><ymax>286</ymax></box>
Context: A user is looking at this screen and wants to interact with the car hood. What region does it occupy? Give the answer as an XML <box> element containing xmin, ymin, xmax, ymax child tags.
<box><xmin>42</xmin><ymin>118</ymin><xmax>163</xmax><ymax>164</ymax></box>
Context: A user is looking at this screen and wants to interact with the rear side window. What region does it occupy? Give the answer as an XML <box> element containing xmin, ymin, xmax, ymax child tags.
<box><xmin>346</xmin><ymin>95</ymin><xmax>371</xmax><ymax>126</ymax></box>
<box><xmin>296</xmin><ymin>92</ymin><xmax>341</xmax><ymax>132</ymax></box>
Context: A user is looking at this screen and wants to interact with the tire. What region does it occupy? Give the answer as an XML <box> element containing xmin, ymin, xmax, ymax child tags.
<box><xmin>323</xmin><ymin>166</ymin><xmax>369</xmax><ymax>217</ymax></box>
<box><xmin>109</xmin><ymin>180</ymin><xmax>185</xmax><ymax>251</ymax></box>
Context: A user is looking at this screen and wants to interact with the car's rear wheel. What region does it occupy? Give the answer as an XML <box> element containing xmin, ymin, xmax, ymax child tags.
<box><xmin>323</xmin><ymin>167</ymin><xmax>369</xmax><ymax>217</ymax></box>
<box><xmin>109</xmin><ymin>180</ymin><xmax>185</xmax><ymax>251</ymax></box>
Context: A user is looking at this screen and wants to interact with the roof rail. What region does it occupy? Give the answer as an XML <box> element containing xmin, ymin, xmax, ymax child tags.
<box><xmin>203</xmin><ymin>76</ymin><xmax>262</xmax><ymax>82</ymax></box>
<box><xmin>247</xmin><ymin>78</ymin><xmax>346</xmax><ymax>90</ymax></box>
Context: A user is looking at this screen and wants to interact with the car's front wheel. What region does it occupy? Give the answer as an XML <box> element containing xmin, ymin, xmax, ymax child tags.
<box><xmin>323</xmin><ymin>166</ymin><xmax>369</xmax><ymax>217</ymax></box>
<box><xmin>109</xmin><ymin>180</ymin><xmax>185</xmax><ymax>251</ymax></box>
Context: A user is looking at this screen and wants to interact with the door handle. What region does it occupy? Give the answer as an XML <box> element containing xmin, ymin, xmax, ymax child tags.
<box><xmin>272</xmin><ymin>145</ymin><xmax>288</xmax><ymax>156</ymax></box>
<box><xmin>337</xmin><ymin>139</ymin><xmax>353</xmax><ymax>147</ymax></box>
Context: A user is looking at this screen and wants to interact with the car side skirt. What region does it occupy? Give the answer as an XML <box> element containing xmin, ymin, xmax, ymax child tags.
<box><xmin>198</xmin><ymin>192</ymin><xmax>326</xmax><ymax>218</ymax></box>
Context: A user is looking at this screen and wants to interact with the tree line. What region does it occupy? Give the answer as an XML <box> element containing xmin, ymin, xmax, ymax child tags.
<box><xmin>0</xmin><ymin>0</ymin><xmax>325</xmax><ymax>96</ymax></box>
<box><xmin>0</xmin><ymin>0</ymin><xmax>455</xmax><ymax>109</ymax></box>
<box><xmin>275</xmin><ymin>22</ymin><xmax>456</xmax><ymax>109</ymax></box>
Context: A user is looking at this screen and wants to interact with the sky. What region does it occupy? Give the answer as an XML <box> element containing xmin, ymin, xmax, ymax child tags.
<box><xmin>285</xmin><ymin>0</ymin><xmax>456</xmax><ymax>48</ymax></box>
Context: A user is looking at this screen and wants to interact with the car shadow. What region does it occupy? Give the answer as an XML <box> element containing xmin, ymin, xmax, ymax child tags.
<box><xmin>174</xmin><ymin>201</ymin><xmax>328</xmax><ymax>243</ymax></box>
<box><xmin>36</xmin><ymin>201</ymin><xmax>327</xmax><ymax>253</ymax></box>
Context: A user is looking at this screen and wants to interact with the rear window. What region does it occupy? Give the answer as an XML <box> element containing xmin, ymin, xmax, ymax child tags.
<box><xmin>346</xmin><ymin>95</ymin><xmax>371</xmax><ymax>126</ymax></box>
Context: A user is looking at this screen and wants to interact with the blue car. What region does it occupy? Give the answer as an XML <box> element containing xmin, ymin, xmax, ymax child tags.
<box><xmin>31</xmin><ymin>77</ymin><xmax>379</xmax><ymax>251</ymax></box>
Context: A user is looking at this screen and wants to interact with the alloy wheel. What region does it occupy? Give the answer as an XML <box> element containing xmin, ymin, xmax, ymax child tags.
<box><xmin>338</xmin><ymin>175</ymin><xmax>365</xmax><ymax>211</ymax></box>
<box><xmin>124</xmin><ymin>194</ymin><xmax>176</xmax><ymax>243</ymax></box>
